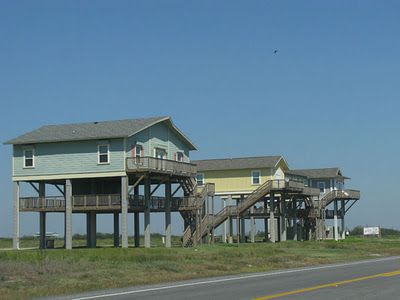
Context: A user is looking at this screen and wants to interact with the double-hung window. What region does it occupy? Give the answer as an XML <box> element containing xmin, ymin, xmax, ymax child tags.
<box><xmin>23</xmin><ymin>148</ymin><xmax>35</xmax><ymax>168</ymax></box>
<box><xmin>196</xmin><ymin>173</ymin><xmax>204</xmax><ymax>186</ymax></box>
<box><xmin>176</xmin><ymin>152</ymin><xmax>184</xmax><ymax>162</ymax></box>
<box><xmin>98</xmin><ymin>144</ymin><xmax>110</xmax><ymax>164</ymax></box>
<box><xmin>251</xmin><ymin>170</ymin><xmax>261</xmax><ymax>185</ymax></box>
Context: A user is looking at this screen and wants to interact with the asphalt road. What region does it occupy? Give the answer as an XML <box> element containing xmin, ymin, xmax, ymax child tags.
<box><xmin>56</xmin><ymin>256</ymin><xmax>400</xmax><ymax>300</ymax></box>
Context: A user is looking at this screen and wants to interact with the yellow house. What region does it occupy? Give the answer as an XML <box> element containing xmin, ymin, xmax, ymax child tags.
<box><xmin>193</xmin><ymin>156</ymin><xmax>289</xmax><ymax>197</ymax></box>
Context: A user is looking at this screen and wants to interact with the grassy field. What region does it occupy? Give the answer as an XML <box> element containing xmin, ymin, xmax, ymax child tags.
<box><xmin>1</xmin><ymin>237</ymin><xmax>400</xmax><ymax>300</ymax></box>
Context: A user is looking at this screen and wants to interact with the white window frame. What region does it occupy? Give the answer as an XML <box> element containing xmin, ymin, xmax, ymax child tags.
<box><xmin>196</xmin><ymin>173</ymin><xmax>204</xmax><ymax>186</ymax></box>
<box><xmin>98</xmin><ymin>143</ymin><xmax>110</xmax><ymax>164</ymax></box>
<box><xmin>176</xmin><ymin>151</ymin><xmax>184</xmax><ymax>162</ymax></box>
<box><xmin>134</xmin><ymin>144</ymin><xmax>143</xmax><ymax>157</ymax></box>
<box><xmin>251</xmin><ymin>170</ymin><xmax>261</xmax><ymax>185</ymax></box>
<box><xmin>23</xmin><ymin>148</ymin><xmax>35</xmax><ymax>168</ymax></box>
<box><xmin>154</xmin><ymin>147</ymin><xmax>167</xmax><ymax>160</ymax></box>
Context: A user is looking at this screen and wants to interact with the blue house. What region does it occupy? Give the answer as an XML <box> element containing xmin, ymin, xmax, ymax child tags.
<box><xmin>5</xmin><ymin>116</ymin><xmax>214</xmax><ymax>249</ymax></box>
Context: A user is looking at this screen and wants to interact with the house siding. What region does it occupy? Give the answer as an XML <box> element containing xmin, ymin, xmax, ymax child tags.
<box><xmin>13</xmin><ymin>138</ymin><xmax>125</xmax><ymax>178</ymax></box>
<box><xmin>126</xmin><ymin>122</ymin><xmax>190</xmax><ymax>162</ymax></box>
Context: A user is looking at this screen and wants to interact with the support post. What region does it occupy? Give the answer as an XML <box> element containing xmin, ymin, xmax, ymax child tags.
<box><xmin>134</xmin><ymin>186</ymin><xmax>140</xmax><ymax>247</ymax></box>
<box><xmin>280</xmin><ymin>194</ymin><xmax>287</xmax><ymax>242</ymax></box>
<box><xmin>13</xmin><ymin>181</ymin><xmax>20</xmax><ymax>250</ymax></box>
<box><xmin>240</xmin><ymin>195</ymin><xmax>245</xmax><ymax>242</ymax></box>
<box><xmin>334</xmin><ymin>200</ymin><xmax>338</xmax><ymax>241</ymax></box>
<box><xmin>250</xmin><ymin>206</ymin><xmax>255</xmax><ymax>243</ymax></box>
<box><xmin>228</xmin><ymin>195</ymin><xmax>233</xmax><ymax>244</ymax></box>
<box><xmin>144</xmin><ymin>176</ymin><xmax>151</xmax><ymax>248</ymax></box>
<box><xmin>65</xmin><ymin>179</ymin><xmax>72</xmax><ymax>250</ymax></box>
<box><xmin>39</xmin><ymin>182</ymin><xmax>46</xmax><ymax>249</ymax></box>
<box><xmin>165</xmin><ymin>180</ymin><xmax>172</xmax><ymax>248</ymax></box>
<box><xmin>121</xmin><ymin>176</ymin><xmax>128</xmax><ymax>248</ymax></box>
<box><xmin>341</xmin><ymin>199</ymin><xmax>346</xmax><ymax>240</ymax></box>
<box><xmin>90</xmin><ymin>212</ymin><xmax>96</xmax><ymax>247</ymax></box>
<box><xmin>269</xmin><ymin>193</ymin><xmax>276</xmax><ymax>243</ymax></box>
<box><xmin>113</xmin><ymin>212</ymin><xmax>119</xmax><ymax>247</ymax></box>
<box><xmin>264</xmin><ymin>198</ymin><xmax>269</xmax><ymax>242</ymax></box>
<box><xmin>293</xmin><ymin>199</ymin><xmax>298</xmax><ymax>241</ymax></box>
<box><xmin>222</xmin><ymin>198</ymin><xmax>227</xmax><ymax>243</ymax></box>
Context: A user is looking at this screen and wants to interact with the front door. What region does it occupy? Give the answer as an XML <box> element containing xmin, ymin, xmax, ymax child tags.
<box><xmin>154</xmin><ymin>148</ymin><xmax>167</xmax><ymax>170</ymax></box>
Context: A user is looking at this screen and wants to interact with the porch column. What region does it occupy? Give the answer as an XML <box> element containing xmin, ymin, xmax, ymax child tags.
<box><xmin>39</xmin><ymin>182</ymin><xmax>46</xmax><ymax>249</ymax></box>
<box><xmin>165</xmin><ymin>181</ymin><xmax>172</xmax><ymax>248</ymax></box>
<box><xmin>334</xmin><ymin>200</ymin><xmax>338</xmax><ymax>241</ymax></box>
<box><xmin>121</xmin><ymin>176</ymin><xmax>128</xmax><ymax>248</ymax></box>
<box><xmin>134</xmin><ymin>186</ymin><xmax>140</xmax><ymax>247</ymax></box>
<box><xmin>270</xmin><ymin>193</ymin><xmax>276</xmax><ymax>243</ymax></box>
<box><xmin>280</xmin><ymin>194</ymin><xmax>287</xmax><ymax>242</ymax></box>
<box><xmin>13</xmin><ymin>181</ymin><xmax>20</xmax><ymax>250</ymax></box>
<box><xmin>341</xmin><ymin>200</ymin><xmax>346</xmax><ymax>239</ymax></box>
<box><xmin>113</xmin><ymin>212</ymin><xmax>119</xmax><ymax>247</ymax></box>
<box><xmin>250</xmin><ymin>206</ymin><xmax>255</xmax><ymax>243</ymax></box>
<box><xmin>144</xmin><ymin>176</ymin><xmax>151</xmax><ymax>248</ymax></box>
<box><xmin>65</xmin><ymin>179</ymin><xmax>72</xmax><ymax>250</ymax></box>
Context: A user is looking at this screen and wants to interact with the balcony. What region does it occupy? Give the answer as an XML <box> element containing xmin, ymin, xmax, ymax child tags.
<box><xmin>126</xmin><ymin>157</ymin><xmax>197</xmax><ymax>177</ymax></box>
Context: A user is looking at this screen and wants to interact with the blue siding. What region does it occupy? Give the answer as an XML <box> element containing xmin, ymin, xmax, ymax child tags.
<box><xmin>126</xmin><ymin>121</ymin><xmax>191</xmax><ymax>162</ymax></box>
<box><xmin>13</xmin><ymin>138</ymin><xmax>125</xmax><ymax>177</ymax></box>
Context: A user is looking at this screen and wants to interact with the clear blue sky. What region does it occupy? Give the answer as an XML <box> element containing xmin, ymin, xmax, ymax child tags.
<box><xmin>1</xmin><ymin>1</ymin><xmax>399</xmax><ymax>237</ymax></box>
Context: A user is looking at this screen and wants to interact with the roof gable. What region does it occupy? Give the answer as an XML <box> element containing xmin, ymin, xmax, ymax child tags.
<box><xmin>286</xmin><ymin>168</ymin><xmax>349</xmax><ymax>179</ymax></box>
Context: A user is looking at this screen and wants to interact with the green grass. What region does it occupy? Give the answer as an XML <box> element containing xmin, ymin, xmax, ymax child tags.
<box><xmin>1</xmin><ymin>237</ymin><xmax>400</xmax><ymax>300</ymax></box>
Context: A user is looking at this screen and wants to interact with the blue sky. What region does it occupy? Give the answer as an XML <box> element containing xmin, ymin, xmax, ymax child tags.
<box><xmin>1</xmin><ymin>1</ymin><xmax>399</xmax><ymax>237</ymax></box>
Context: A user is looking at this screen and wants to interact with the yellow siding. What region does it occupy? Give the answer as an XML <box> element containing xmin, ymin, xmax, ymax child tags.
<box><xmin>202</xmin><ymin>159</ymin><xmax>289</xmax><ymax>194</ymax></box>
<box><xmin>203</xmin><ymin>168</ymin><xmax>272</xmax><ymax>194</ymax></box>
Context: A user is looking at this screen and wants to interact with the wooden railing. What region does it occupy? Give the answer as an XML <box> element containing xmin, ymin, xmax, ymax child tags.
<box><xmin>20</xmin><ymin>196</ymin><xmax>65</xmax><ymax>210</ymax></box>
<box><xmin>73</xmin><ymin>194</ymin><xmax>121</xmax><ymax>208</ymax></box>
<box><xmin>126</xmin><ymin>157</ymin><xmax>197</xmax><ymax>176</ymax></box>
<box><xmin>320</xmin><ymin>189</ymin><xmax>361</xmax><ymax>207</ymax></box>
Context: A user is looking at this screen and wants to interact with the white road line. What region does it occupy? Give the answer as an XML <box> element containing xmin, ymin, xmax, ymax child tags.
<box><xmin>69</xmin><ymin>256</ymin><xmax>400</xmax><ymax>300</ymax></box>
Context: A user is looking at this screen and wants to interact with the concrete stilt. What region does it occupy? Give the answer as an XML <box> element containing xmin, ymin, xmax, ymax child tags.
<box><xmin>134</xmin><ymin>186</ymin><xmax>140</xmax><ymax>247</ymax></box>
<box><xmin>264</xmin><ymin>199</ymin><xmax>269</xmax><ymax>242</ymax></box>
<box><xmin>121</xmin><ymin>176</ymin><xmax>128</xmax><ymax>248</ymax></box>
<box><xmin>40</xmin><ymin>212</ymin><xmax>46</xmax><ymax>249</ymax></box>
<box><xmin>341</xmin><ymin>200</ymin><xmax>346</xmax><ymax>240</ymax></box>
<box><xmin>86</xmin><ymin>212</ymin><xmax>96</xmax><ymax>248</ymax></box>
<box><xmin>39</xmin><ymin>182</ymin><xmax>46</xmax><ymax>249</ymax></box>
<box><xmin>334</xmin><ymin>200</ymin><xmax>338</xmax><ymax>241</ymax></box>
<box><xmin>280</xmin><ymin>194</ymin><xmax>287</xmax><ymax>242</ymax></box>
<box><xmin>222</xmin><ymin>198</ymin><xmax>227</xmax><ymax>243</ymax></box>
<box><xmin>269</xmin><ymin>193</ymin><xmax>276</xmax><ymax>243</ymax></box>
<box><xmin>228</xmin><ymin>195</ymin><xmax>233</xmax><ymax>244</ymax></box>
<box><xmin>165</xmin><ymin>181</ymin><xmax>172</xmax><ymax>248</ymax></box>
<box><xmin>144</xmin><ymin>177</ymin><xmax>151</xmax><ymax>248</ymax></box>
<box><xmin>240</xmin><ymin>195</ymin><xmax>246</xmax><ymax>242</ymax></box>
<box><xmin>65</xmin><ymin>179</ymin><xmax>72</xmax><ymax>250</ymax></box>
<box><xmin>13</xmin><ymin>181</ymin><xmax>20</xmax><ymax>250</ymax></box>
<box><xmin>250</xmin><ymin>206</ymin><xmax>255</xmax><ymax>243</ymax></box>
<box><xmin>113</xmin><ymin>212</ymin><xmax>119</xmax><ymax>247</ymax></box>
<box><xmin>293</xmin><ymin>199</ymin><xmax>298</xmax><ymax>241</ymax></box>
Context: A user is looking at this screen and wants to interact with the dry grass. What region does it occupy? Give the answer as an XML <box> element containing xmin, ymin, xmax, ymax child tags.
<box><xmin>1</xmin><ymin>237</ymin><xmax>400</xmax><ymax>300</ymax></box>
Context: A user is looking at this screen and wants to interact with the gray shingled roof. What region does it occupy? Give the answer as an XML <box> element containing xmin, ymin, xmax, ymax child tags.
<box><xmin>286</xmin><ymin>168</ymin><xmax>349</xmax><ymax>179</ymax></box>
<box><xmin>194</xmin><ymin>156</ymin><xmax>284</xmax><ymax>171</ymax></box>
<box><xmin>4</xmin><ymin>116</ymin><xmax>197</xmax><ymax>150</ymax></box>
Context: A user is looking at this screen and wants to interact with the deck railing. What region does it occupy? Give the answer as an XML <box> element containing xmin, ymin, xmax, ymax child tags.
<box><xmin>20</xmin><ymin>196</ymin><xmax>66</xmax><ymax>210</ymax></box>
<box><xmin>126</xmin><ymin>157</ymin><xmax>197</xmax><ymax>176</ymax></box>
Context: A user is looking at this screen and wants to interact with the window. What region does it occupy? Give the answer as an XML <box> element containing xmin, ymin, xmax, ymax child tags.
<box><xmin>251</xmin><ymin>170</ymin><xmax>261</xmax><ymax>185</ymax></box>
<box><xmin>176</xmin><ymin>152</ymin><xmax>184</xmax><ymax>162</ymax></box>
<box><xmin>318</xmin><ymin>182</ymin><xmax>325</xmax><ymax>193</ymax></box>
<box><xmin>23</xmin><ymin>148</ymin><xmax>34</xmax><ymax>168</ymax></box>
<box><xmin>196</xmin><ymin>173</ymin><xmax>204</xmax><ymax>186</ymax></box>
<box><xmin>135</xmin><ymin>145</ymin><xmax>143</xmax><ymax>157</ymax></box>
<box><xmin>98</xmin><ymin>144</ymin><xmax>109</xmax><ymax>164</ymax></box>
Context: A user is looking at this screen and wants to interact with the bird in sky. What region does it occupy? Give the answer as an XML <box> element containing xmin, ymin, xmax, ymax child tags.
<box><xmin>273</xmin><ymin>49</ymin><xmax>278</xmax><ymax>54</ymax></box>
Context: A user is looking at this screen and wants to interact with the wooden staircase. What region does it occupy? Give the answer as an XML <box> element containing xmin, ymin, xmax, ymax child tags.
<box><xmin>184</xmin><ymin>180</ymin><xmax>274</xmax><ymax>247</ymax></box>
